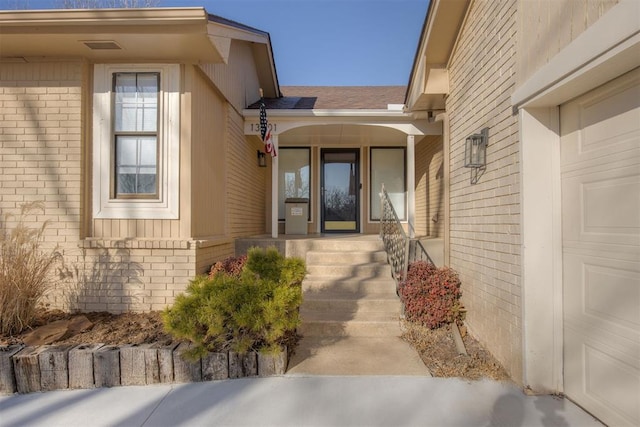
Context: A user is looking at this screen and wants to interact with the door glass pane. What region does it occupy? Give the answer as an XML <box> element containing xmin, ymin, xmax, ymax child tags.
<box><xmin>371</xmin><ymin>148</ymin><xmax>405</xmax><ymax>220</ymax></box>
<box><xmin>115</xmin><ymin>136</ymin><xmax>157</xmax><ymax>195</ymax></box>
<box><xmin>114</xmin><ymin>72</ymin><xmax>158</xmax><ymax>132</ymax></box>
<box><xmin>278</xmin><ymin>148</ymin><xmax>310</xmax><ymax>220</ymax></box>
<box><xmin>323</xmin><ymin>151</ymin><xmax>357</xmax><ymax>231</ymax></box>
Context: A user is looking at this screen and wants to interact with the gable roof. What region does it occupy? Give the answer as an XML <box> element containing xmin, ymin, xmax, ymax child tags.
<box><xmin>250</xmin><ymin>86</ymin><xmax>406</xmax><ymax>110</ymax></box>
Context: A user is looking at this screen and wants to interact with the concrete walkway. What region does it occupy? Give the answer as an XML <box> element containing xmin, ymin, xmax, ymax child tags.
<box><xmin>0</xmin><ymin>376</ymin><xmax>603</xmax><ymax>426</ymax></box>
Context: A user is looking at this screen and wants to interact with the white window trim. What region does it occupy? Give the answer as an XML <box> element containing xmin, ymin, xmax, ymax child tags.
<box><xmin>93</xmin><ymin>64</ymin><xmax>180</xmax><ymax>219</ymax></box>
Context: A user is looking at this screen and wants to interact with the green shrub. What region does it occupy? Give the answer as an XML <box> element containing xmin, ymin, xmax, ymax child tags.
<box><xmin>398</xmin><ymin>261</ymin><xmax>463</xmax><ymax>329</ymax></box>
<box><xmin>162</xmin><ymin>247</ymin><xmax>306</xmax><ymax>359</ymax></box>
<box><xmin>0</xmin><ymin>202</ymin><xmax>60</xmax><ymax>335</ymax></box>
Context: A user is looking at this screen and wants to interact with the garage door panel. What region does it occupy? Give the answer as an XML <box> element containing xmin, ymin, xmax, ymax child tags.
<box><xmin>561</xmin><ymin>71</ymin><xmax>640</xmax><ymax>165</ymax></box>
<box><xmin>561</xmin><ymin>68</ymin><xmax>640</xmax><ymax>427</ymax></box>
<box><xmin>562</xmin><ymin>163</ymin><xmax>640</xmax><ymax>246</ymax></box>
<box><xmin>564</xmin><ymin>254</ymin><xmax>640</xmax><ymax>342</ymax></box>
<box><xmin>563</xmin><ymin>336</ymin><xmax>640</xmax><ymax>427</ymax></box>
<box><xmin>584</xmin><ymin>263</ymin><xmax>640</xmax><ymax>329</ymax></box>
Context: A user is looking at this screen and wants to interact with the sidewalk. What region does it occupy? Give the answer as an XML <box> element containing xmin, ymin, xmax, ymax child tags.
<box><xmin>0</xmin><ymin>376</ymin><xmax>603</xmax><ymax>426</ymax></box>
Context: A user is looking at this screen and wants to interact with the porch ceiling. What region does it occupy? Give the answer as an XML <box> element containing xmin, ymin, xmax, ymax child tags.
<box><xmin>278</xmin><ymin>124</ymin><xmax>409</xmax><ymax>146</ymax></box>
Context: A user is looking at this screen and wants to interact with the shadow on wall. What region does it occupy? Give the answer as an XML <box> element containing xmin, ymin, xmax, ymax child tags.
<box><xmin>58</xmin><ymin>239</ymin><xmax>144</xmax><ymax>312</ymax></box>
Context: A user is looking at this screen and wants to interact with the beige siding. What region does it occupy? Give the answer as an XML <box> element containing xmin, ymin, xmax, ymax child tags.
<box><xmin>415</xmin><ymin>135</ymin><xmax>444</xmax><ymax>238</ymax></box>
<box><xmin>200</xmin><ymin>40</ymin><xmax>262</xmax><ymax>112</ymax></box>
<box><xmin>516</xmin><ymin>0</ymin><xmax>618</xmax><ymax>87</ymax></box>
<box><xmin>92</xmin><ymin>218</ymin><xmax>181</xmax><ymax>239</ymax></box>
<box><xmin>226</xmin><ymin>108</ymin><xmax>267</xmax><ymax>238</ymax></box>
<box><xmin>190</xmin><ymin>66</ymin><xmax>228</xmax><ymax>239</ymax></box>
<box><xmin>447</xmin><ymin>0</ymin><xmax>522</xmax><ymax>382</ymax></box>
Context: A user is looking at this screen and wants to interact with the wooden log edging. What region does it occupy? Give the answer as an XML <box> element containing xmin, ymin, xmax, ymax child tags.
<box><xmin>0</xmin><ymin>343</ymin><xmax>288</xmax><ymax>395</ymax></box>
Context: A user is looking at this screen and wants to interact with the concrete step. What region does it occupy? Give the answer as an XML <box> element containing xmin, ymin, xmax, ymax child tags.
<box><xmin>298</xmin><ymin>310</ymin><xmax>402</xmax><ymax>337</ymax></box>
<box><xmin>306</xmin><ymin>263</ymin><xmax>392</xmax><ymax>279</ymax></box>
<box><xmin>305</xmin><ymin>250</ymin><xmax>388</xmax><ymax>266</ymax></box>
<box><xmin>302</xmin><ymin>292</ymin><xmax>401</xmax><ymax>313</ymax></box>
<box><xmin>302</xmin><ymin>277</ymin><xmax>397</xmax><ymax>294</ymax></box>
<box><xmin>308</xmin><ymin>238</ymin><xmax>384</xmax><ymax>252</ymax></box>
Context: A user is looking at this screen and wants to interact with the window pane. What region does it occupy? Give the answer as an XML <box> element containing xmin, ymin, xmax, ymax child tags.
<box><xmin>114</xmin><ymin>72</ymin><xmax>158</xmax><ymax>132</ymax></box>
<box><xmin>371</xmin><ymin>148</ymin><xmax>405</xmax><ymax>220</ymax></box>
<box><xmin>115</xmin><ymin>136</ymin><xmax>157</xmax><ymax>195</ymax></box>
<box><xmin>278</xmin><ymin>148</ymin><xmax>310</xmax><ymax>220</ymax></box>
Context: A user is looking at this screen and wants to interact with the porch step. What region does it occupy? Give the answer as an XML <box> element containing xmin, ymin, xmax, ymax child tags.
<box><xmin>307</xmin><ymin>238</ymin><xmax>384</xmax><ymax>253</ymax></box>
<box><xmin>302</xmin><ymin>277</ymin><xmax>397</xmax><ymax>294</ymax></box>
<box><xmin>302</xmin><ymin>292</ymin><xmax>401</xmax><ymax>312</ymax></box>
<box><xmin>306</xmin><ymin>263</ymin><xmax>393</xmax><ymax>279</ymax></box>
<box><xmin>298</xmin><ymin>310</ymin><xmax>402</xmax><ymax>337</ymax></box>
<box><xmin>305</xmin><ymin>250</ymin><xmax>388</xmax><ymax>265</ymax></box>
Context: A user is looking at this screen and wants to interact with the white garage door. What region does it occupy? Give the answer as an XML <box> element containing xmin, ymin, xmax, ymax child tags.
<box><xmin>561</xmin><ymin>68</ymin><xmax>640</xmax><ymax>427</ymax></box>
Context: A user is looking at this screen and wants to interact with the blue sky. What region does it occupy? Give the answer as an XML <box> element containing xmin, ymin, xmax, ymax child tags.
<box><xmin>8</xmin><ymin>0</ymin><xmax>430</xmax><ymax>86</ymax></box>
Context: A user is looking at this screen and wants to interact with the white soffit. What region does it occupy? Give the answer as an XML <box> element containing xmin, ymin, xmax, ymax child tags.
<box><xmin>0</xmin><ymin>8</ymin><xmax>261</xmax><ymax>64</ymax></box>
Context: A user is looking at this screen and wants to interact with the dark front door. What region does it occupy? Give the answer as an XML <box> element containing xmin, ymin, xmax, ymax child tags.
<box><xmin>321</xmin><ymin>148</ymin><xmax>360</xmax><ymax>233</ymax></box>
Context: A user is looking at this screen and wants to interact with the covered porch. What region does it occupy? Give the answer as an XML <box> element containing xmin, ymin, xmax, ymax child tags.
<box><xmin>243</xmin><ymin>99</ymin><xmax>445</xmax><ymax>244</ymax></box>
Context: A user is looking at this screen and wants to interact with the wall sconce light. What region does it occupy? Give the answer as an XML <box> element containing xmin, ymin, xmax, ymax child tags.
<box><xmin>464</xmin><ymin>127</ymin><xmax>489</xmax><ymax>184</ymax></box>
<box><xmin>257</xmin><ymin>150</ymin><xmax>267</xmax><ymax>167</ymax></box>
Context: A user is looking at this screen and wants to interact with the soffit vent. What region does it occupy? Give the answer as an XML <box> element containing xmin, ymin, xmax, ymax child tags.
<box><xmin>82</xmin><ymin>41</ymin><xmax>122</xmax><ymax>50</ymax></box>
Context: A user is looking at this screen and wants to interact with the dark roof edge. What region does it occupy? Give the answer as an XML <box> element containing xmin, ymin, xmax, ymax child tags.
<box><xmin>207</xmin><ymin>13</ymin><xmax>269</xmax><ymax>37</ymax></box>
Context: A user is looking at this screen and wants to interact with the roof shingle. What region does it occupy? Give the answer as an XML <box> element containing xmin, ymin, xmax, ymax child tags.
<box><xmin>249</xmin><ymin>86</ymin><xmax>406</xmax><ymax>110</ymax></box>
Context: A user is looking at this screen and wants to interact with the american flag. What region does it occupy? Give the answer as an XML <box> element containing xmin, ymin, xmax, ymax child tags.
<box><xmin>259</xmin><ymin>101</ymin><xmax>276</xmax><ymax>157</ymax></box>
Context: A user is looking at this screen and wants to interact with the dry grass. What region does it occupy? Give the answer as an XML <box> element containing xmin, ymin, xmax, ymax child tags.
<box><xmin>0</xmin><ymin>202</ymin><xmax>60</xmax><ymax>335</ymax></box>
<box><xmin>402</xmin><ymin>320</ymin><xmax>512</xmax><ymax>382</ymax></box>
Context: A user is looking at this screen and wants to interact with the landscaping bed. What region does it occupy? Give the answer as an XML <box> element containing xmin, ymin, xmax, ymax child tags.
<box><xmin>0</xmin><ymin>308</ymin><xmax>510</xmax><ymax>394</ymax></box>
<box><xmin>0</xmin><ymin>309</ymin><xmax>294</xmax><ymax>395</ymax></box>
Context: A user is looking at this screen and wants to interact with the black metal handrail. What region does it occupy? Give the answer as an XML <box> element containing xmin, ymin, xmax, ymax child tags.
<box><xmin>379</xmin><ymin>184</ymin><xmax>434</xmax><ymax>289</ymax></box>
<box><xmin>379</xmin><ymin>184</ymin><xmax>409</xmax><ymax>287</ymax></box>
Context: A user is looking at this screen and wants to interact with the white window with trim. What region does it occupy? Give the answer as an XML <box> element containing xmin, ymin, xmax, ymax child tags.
<box><xmin>93</xmin><ymin>64</ymin><xmax>180</xmax><ymax>219</ymax></box>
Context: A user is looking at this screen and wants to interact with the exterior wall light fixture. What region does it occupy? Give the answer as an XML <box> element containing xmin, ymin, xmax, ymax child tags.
<box><xmin>464</xmin><ymin>127</ymin><xmax>489</xmax><ymax>184</ymax></box>
<box><xmin>257</xmin><ymin>150</ymin><xmax>267</xmax><ymax>167</ymax></box>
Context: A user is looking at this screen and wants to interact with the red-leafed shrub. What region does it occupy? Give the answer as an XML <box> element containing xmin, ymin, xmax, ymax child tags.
<box><xmin>399</xmin><ymin>261</ymin><xmax>463</xmax><ymax>329</ymax></box>
<box><xmin>208</xmin><ymin>255</ymin><xmax>247</xmax><ymax>279</ymax></box>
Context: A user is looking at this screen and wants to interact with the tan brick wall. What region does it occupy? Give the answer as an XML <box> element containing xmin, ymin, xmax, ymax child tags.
<box><xmin>0</xmin><ymin>61</ymin><xmax>83</xmax><ymax>234</ymax></box>
<box><xmin>58</xmin><ymin>239</ymin><xmax>196</xmax><ymax>313</ymax></box>
<box><xmin>0</xmin><ymin>61</ymin><xmax>86</xmax><ymax>310</ymax></box>
<box><xmin>447</xmin><ymin>0</ymin><xmax>523</xmax><ymax>382</ymax></box>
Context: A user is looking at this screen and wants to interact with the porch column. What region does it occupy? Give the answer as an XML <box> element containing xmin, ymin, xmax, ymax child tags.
<box><xmin>271</xmin><ymin>134</ymin><xmax>279</xmax><ymax>238</ymax></box>
<box><xmin>407</xmin><ymin>134</ymin><xmax>416</xmax><ymax>238</ymax></box>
